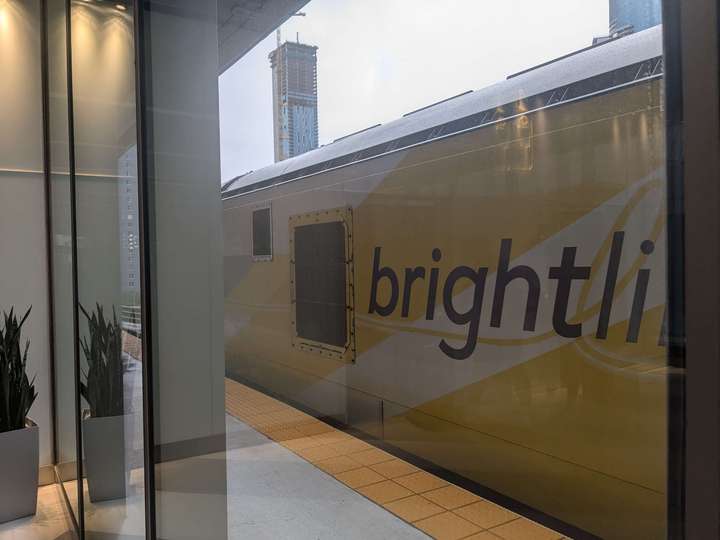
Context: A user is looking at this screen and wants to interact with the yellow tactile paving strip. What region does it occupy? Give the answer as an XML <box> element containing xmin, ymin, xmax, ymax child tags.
<box><xmin>225</xmin><ymin>378</ymin><xmax>569</xmax><ymax>540</ymax></box>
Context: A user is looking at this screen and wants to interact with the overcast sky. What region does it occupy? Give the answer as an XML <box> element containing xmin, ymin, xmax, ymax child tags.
<box><xmin>219</xmin><ymin>0</ymin><xmax>609</xmax><ymax>183</ymax></box>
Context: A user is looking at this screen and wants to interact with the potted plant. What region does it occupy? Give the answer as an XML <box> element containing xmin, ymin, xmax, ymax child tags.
<box><xmin>0</xmin><ymin>307</ymin><xmax>38</xmax><ymax>523</ymax></box>
<box><xmin>80</xmin><ymin>304</ymin><xmax>127</xmax><ymax>503</ymax></box>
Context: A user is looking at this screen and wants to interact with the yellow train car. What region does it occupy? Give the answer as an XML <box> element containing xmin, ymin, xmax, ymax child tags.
<box><xmin>223</xmin><ymin>26</ymin><xmax>667</xmax><ymax>539</ymax></box>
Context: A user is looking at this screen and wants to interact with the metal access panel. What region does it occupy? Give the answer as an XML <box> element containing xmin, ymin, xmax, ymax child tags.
<box><xmin>290</xmin><ymin>207</ymin><xmax>355</xmax><ymax>362</ymax></box>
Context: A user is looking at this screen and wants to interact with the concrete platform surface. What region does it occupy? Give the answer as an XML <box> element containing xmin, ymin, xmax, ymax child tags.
<box><xmin>226</xmin><ymin>414</ymin><xmax>429</xmax><ymax>540</ymax></box>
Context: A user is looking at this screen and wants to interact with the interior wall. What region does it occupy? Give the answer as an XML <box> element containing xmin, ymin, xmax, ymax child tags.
<box><xmin>0</xmin><ymin>0</ymin><xmax>53</xmax><ymax>470</ymax></box>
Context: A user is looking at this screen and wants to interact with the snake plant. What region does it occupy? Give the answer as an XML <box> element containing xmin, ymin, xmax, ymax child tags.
<box><xmin>79</xmin><ymin>304</ymin><xmax>124</xmax><ymax>418</ymax></box>
<box><xmin>0</xmin><ymin>307</ymin><xmax>37</xmax><ymax>433</ymax></box>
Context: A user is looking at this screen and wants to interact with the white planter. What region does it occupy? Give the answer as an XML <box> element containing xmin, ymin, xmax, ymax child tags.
<box><xmin>0</xmin><ymin>420</ymin><xmax>38</xmax><ymax>523</ymax></box>
<box><xmin>83</xmin><ymin>412</ymin><xmax>128</xmax><ymax>503</ymax></box>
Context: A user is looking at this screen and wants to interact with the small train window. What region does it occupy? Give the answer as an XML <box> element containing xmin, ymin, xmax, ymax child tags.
<box><xmin>290</xmin><ymin>207</ymin><xmax>355</xmax><ymax>362</ymax></box>
<box><xmin>252</xmin><ymin>206</ymin><xmax>272</xmax><ymax>261</ymax></box>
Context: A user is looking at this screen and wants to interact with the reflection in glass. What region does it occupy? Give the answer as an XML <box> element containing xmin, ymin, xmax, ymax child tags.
<box><xmin>221</xmin><ymin>2</ymin><xmax>669</xmax><ymax>539</ymax></box>
<box><xmin>46</xmin><ymin>0</ymin><xmax>80</xmax><ymax>520</ymax></box>
<box><xmin>79</xmin><ymin>304</ymin><xmax>127</xmax><ymax>504</ymax></box>
<box><xmin>69</xmin><ymin>0</ymin><xmax>145</xmax><ymax>537</ymax></box>
<box><xmin>136</xmin><ymin>1</ymin><xmax>229</xmax><ymax>537</ymax></box>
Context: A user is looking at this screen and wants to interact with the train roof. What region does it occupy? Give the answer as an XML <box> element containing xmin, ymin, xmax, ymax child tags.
<box><xmin>222</xmin><ymin>25</ymin><xmax>663</xmax><ymax>197</ymax></box>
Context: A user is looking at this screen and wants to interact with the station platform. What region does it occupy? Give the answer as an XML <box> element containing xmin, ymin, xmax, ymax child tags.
<box><xmin>225</xmin><ymin>378</ymin><xmax>567</xmax><ymax>540</ymax></box>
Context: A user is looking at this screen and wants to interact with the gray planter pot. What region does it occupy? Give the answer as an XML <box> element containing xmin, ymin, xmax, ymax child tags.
<box><xmin>83</xmin><ymin>412</ymin><xmax>128</xmax><ymax>503</ymax></box>
<box><xmin>0</xmin><ymin>420</ymin><xmax>39</xmax><ymax>523</ymax></box>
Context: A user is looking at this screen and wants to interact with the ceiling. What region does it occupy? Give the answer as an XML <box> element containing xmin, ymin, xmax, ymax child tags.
<box><xmin>218</xmin><ymin>0</ymin><xmax>309</xmax><ymax>74</ymax></box>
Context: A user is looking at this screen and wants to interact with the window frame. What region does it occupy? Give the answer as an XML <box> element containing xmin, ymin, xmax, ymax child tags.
<box><xmin>670</xmin><ymin>0</ymin><xmax>720</xmax><ymax>537</ymax></box>
<box><xmin>289</xmin><ymin>206</ymin><xmax>356</xmax><ymax>362</ymax></box>
<box><xmin>251</xmin><ymin>203</ymin><xmax>273</xmax><ymax>262</ymax></box>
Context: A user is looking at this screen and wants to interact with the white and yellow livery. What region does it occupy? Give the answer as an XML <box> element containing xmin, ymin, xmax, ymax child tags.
<box><xmin>223</xmin><ymin>26</ymin><xmax>668</xmax><ymax>540</ymax></box>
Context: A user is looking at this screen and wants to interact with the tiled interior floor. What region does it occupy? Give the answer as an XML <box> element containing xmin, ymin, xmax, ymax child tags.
<box><xmin>0</xmin><ymin>484</ymin><xmax>76</xmax><ymax>540</ymax></box>
<box><xmin>225</xmin><ymin>378</ymin><xmax>568</xmax><ymax>540</ymax></box>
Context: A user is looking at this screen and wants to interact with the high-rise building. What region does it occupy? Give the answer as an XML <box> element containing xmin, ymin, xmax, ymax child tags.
<box><xmin>118</xmin><ymin>145</ymin><xmax>141</xmax><ymax>326</ymax></box>
<box><xmin>269</xmin><ymin>40</ymin><xmax>319</xmax><ymax>162</ymax></box>
<box><xmin>609</xmin><ymin>0</ymin><xmax>662</xmax><ymax>34</ymax></box>
<box><xmin>118</xmin><ymin>146</ymin><xmax>139</xmax><ymax>295</ymax></box>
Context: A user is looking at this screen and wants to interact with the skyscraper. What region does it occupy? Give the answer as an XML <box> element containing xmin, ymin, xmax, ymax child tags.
<box><xmin>118</xmin><ymin>145</ymin><xmax>141</xmax><ymax>325</ymax></box>
<box><xmin>609</xmin><ymin>0</ymin><xmax>662</xmax><ymax>34</ymax></box>
<box><xmin>269</xmin><ymin>40</ymin><xmax>319</xmax><ymax>162</ymax></box>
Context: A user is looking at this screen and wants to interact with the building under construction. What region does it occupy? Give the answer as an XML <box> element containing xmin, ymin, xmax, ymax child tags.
<box><xmin>609</xmin><ymin>0</ymin><xmax>661</xmax><ymax>34</ymax></box>
<box><xmin>269</xmin><ymin>39</ymin><xmax>319</xmax><ymax>162</ymax></box>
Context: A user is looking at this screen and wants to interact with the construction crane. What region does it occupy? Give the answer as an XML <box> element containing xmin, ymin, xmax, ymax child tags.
<box><xmin>276</xmin><ymin>11</ymin><xmax>306</xmax><ymax>47</ymax></box>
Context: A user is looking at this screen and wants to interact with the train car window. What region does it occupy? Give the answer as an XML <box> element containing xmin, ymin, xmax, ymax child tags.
<box><xmin>295</xmin><ymin>222</ymin><xmax>346</xmax><ymax>345</ymax></box>
<box><xmin>252</xmin><ymin>206</ymin><xmax>272</xmax><ymax>260</ymax></box>
<box><xmin>290</xmin><ymin>208</ymin><xmax>355</xmax><ymax>361</ymax></box>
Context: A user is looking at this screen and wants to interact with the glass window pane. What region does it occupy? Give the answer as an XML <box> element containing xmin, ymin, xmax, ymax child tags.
<box><xmin>46</xmin><ymin>0</ymin><xmax>79</xmax><ymax>520</ymax></box>
<box><xmin>220</xmin><ymin>2</ymin><xmax>671</xmax><ymax>539</ymax></box>
<box><xmin>138</xmin><ymin>1</ymin><xmax>229</xmax><ymax>538</ymax></box>
<box><xmin>69</xmin><ymin>1</ymin><xmax>145</xmax><ymax>536</ymax></box>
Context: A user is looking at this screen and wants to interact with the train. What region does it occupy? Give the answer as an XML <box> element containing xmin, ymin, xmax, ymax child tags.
<box><xmin>223</xmin><ymin>26</ymin><xmax>667</xmax><ymax>540</ymax></box>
